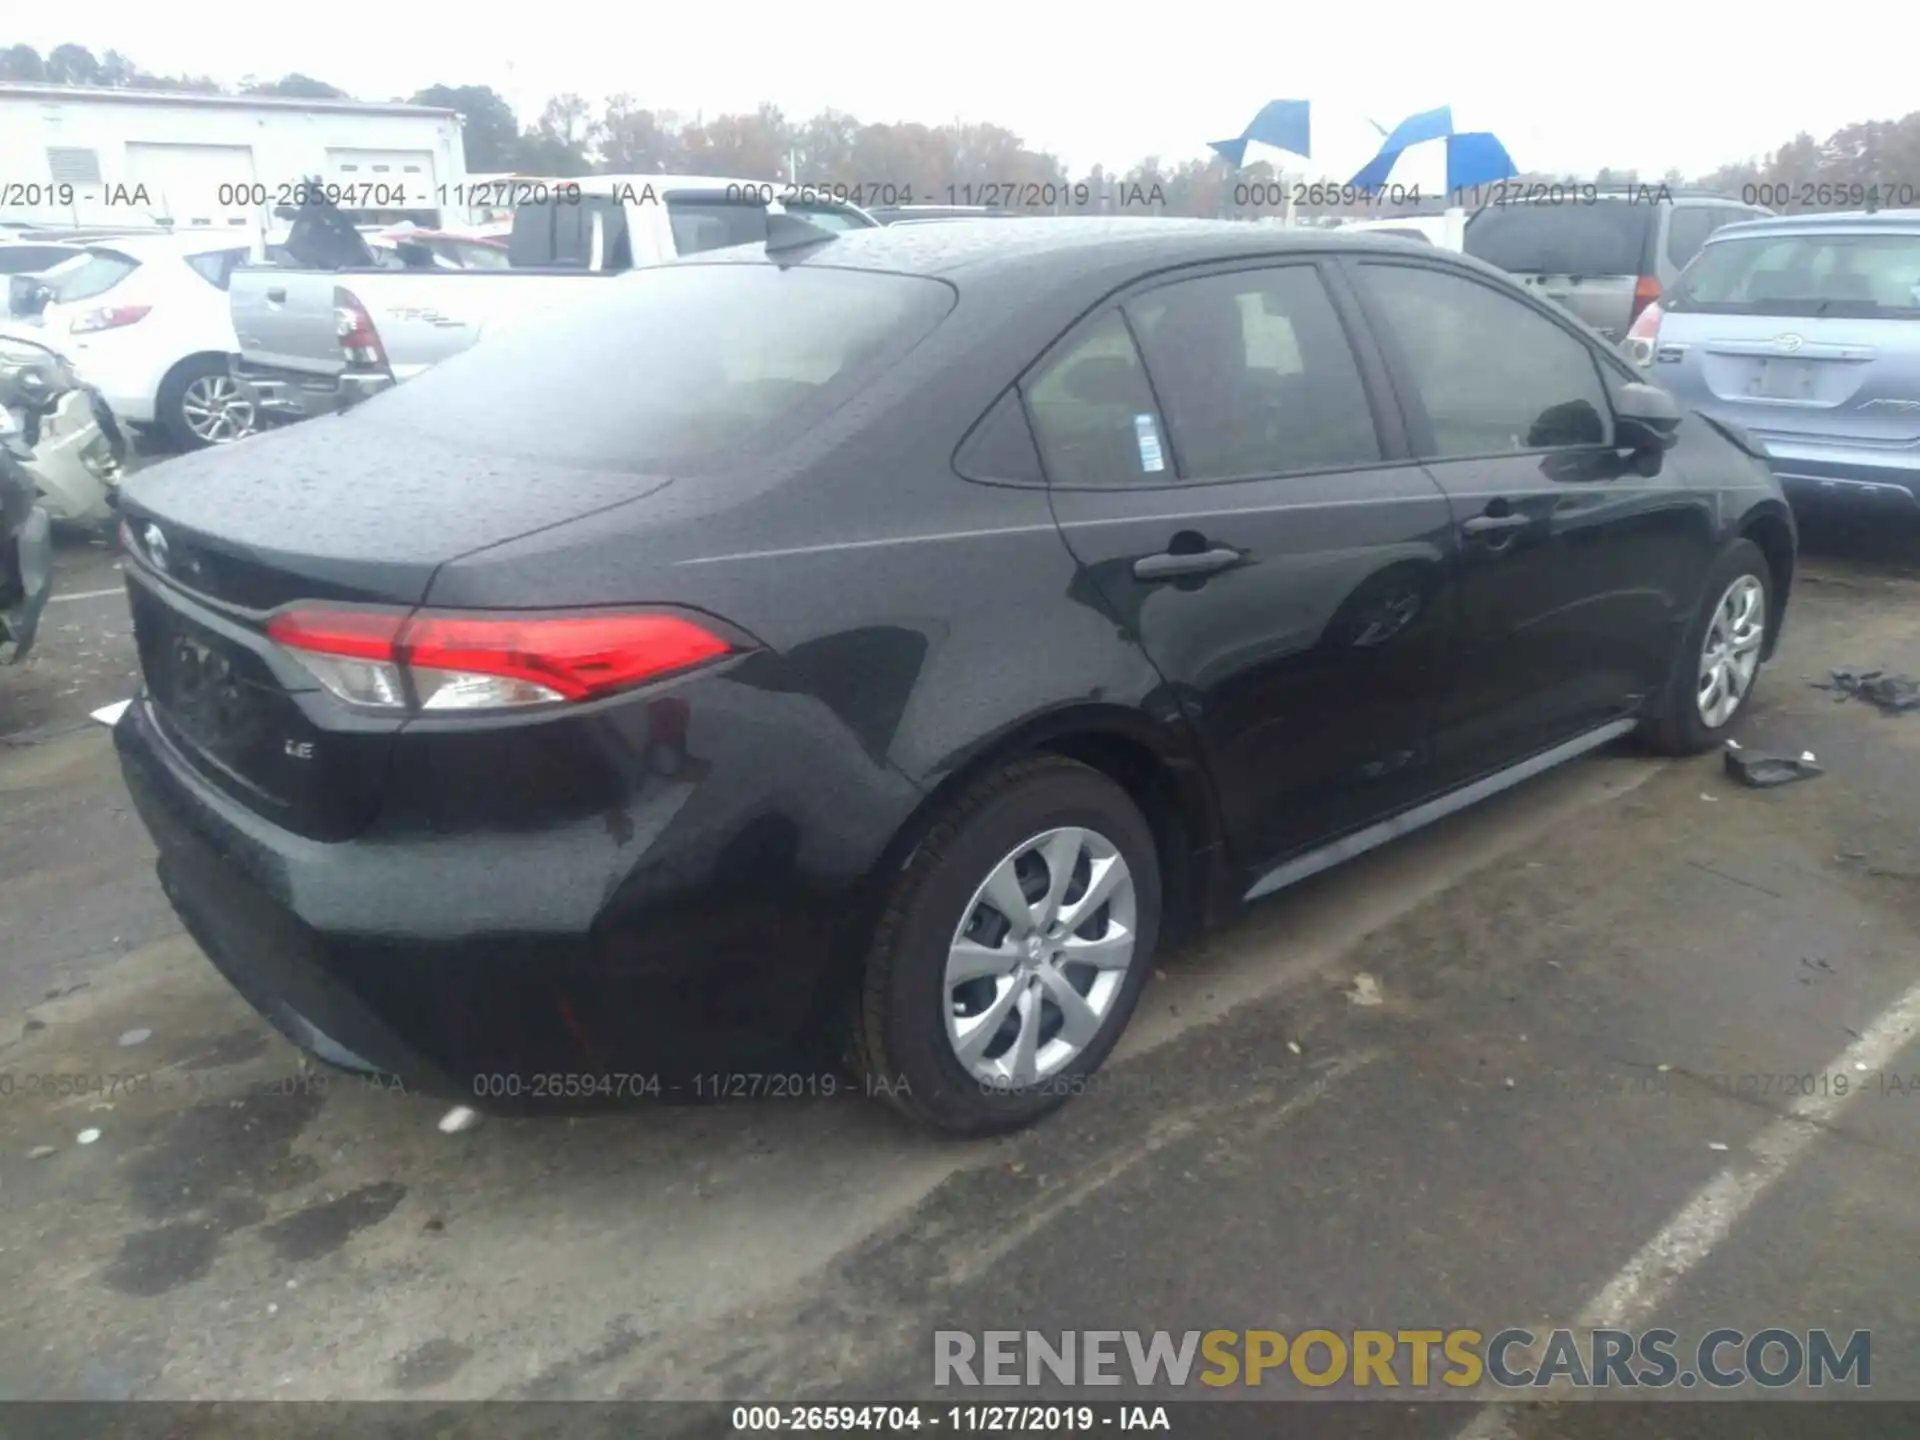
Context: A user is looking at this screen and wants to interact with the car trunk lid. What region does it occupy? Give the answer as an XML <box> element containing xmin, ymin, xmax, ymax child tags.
<box><xmin>230</xmin><ymin>269</ymin><xmax>351</xmax><ymax>380</ymax></box>
<box><xmin>1654</xmin><ymin>225</ymin><xmax>1920</xmax><ymax>448</ymax></box>
<box><xmin>1655</xmin><ymin>311</ymin><xmax>1920</xmax><ymax>446</ymax></box>
<box><xmin>231</xmin><ymin>186</ymin><xmax>381</xmax><ymax>380</ymax></box>
<box><xmin>118</xmin><ymin>413</ymin><xmax>682</xmax><ymax>839</ymax></box>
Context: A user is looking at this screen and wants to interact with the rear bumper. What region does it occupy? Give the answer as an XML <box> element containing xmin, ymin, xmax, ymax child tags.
<box><xmin>232</xmin><ymin>359</ymin><xmax>393</xmax><ymax>424</ymax></box>
<box><xmin>1752</xmin><ymin>436</ymin><xmax>1920</xmax><ymax>513</ymax></box>
<box><xmin>112</xmin><ymin>674</ymin><xmax>914</xmax><ymax>1108</ymax></box>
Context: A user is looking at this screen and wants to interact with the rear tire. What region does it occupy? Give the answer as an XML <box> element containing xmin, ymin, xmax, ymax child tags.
<box><xmin>1641</xmin><ymin>538</ymin><xmax>1772</xmax><ymax>755</ymax></box>
<box><xmin>851</xmin><ymin>755</ymin><xmax>1162</xmax><ymax>1136</ymax></box>
<box><xmin>159</xmin><ymin>356</ymin><xmax>257</xmax><ymax>451</ymax></box>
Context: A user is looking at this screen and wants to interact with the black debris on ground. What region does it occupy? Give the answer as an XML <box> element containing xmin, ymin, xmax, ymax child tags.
<box><xmin>1723</xmin><ymin>745</ymin><xmax>1824</xmax><ymax>788</ymax></box>
<box><xmin>1811</xmin><ymin>668</ymin><xmax>1920</xmax><ymax>714</ymax></box>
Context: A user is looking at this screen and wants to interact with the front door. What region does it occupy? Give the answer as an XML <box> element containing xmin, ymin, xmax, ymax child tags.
<box><xmin>1026</xmin><ymin>259</ymin><xmax>1460</xmax><ymax>875</ymax></box>
<box><xmin>1345</xmin><ymin>257</ymin><xmax>1702</xmax><ymax>788</ymax></box>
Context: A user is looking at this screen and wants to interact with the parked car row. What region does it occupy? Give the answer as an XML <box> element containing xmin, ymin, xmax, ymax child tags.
<box><xmin>0</xmin><ymin>214</ymin><xmax>519</xmax><ymax>460</ymax></box>
<box><xmin>226</xmin><ymin>174</ymin><xmax>881</xmax><ymax>423</ymax></box>
<box><xmin>1451</xmin><ymin>193</ymin><xmax>1920</xmax><ymax>519</ymax></box>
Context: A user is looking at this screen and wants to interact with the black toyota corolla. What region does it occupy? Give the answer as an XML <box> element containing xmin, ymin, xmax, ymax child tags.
<box><xmin>112</xmin><ymin>218</ymin><xmax>1795</xmax><ymax>1134</ymax></box>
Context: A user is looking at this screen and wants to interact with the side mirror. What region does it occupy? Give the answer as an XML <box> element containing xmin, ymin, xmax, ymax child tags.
<box><xmin>1615</xmin><ymin>381</ymin><xmax>1683</xmax><ymax>451</ymax></box>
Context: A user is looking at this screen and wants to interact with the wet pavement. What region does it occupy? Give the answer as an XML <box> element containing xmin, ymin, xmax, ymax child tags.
<box><xmin>1</xmin><ymin>506</ymin><xmax>1917</xmax><ymax>1429</ymax></box>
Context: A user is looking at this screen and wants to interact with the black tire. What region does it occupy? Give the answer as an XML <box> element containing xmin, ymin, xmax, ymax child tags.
<box><xmin>1641</xmin><ymin>538</ymin><xmax>1773</xmax><ymax>755</ymax></box>
<box><xmin>851</xmin><ymin>755</ymin><xmax>1162</xmax><ymax>1136</ymax></box>
<box><xmin>157</xmin><ymin>356</ymin><xmax>256</xmax><ymax>452</ymax></box>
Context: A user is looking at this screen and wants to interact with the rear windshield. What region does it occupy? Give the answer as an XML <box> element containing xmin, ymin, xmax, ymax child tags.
<box><xmin>360</xmin><ymin>264</ymin><xmax>956</xmax><ymax>469</ymax></box>
<box><xmin>1665</xmin><ymin>231</ymin><xmax>1920</xmax><ymax>319</ymax></box>
<box><xmin>43</xmin><ymin>249</ymin><xmax>139</xmax><ymax>303</ymax></box>
<box><xmin>666</xmin><ymin>198</ymin><xmax>871</xmax><ymax>255</ymax></box>
<box><xmin>508</xmin><ymin>196</ymin><xmax>635</xmax><ymax>269</ymax></box>
<box><xmin>1464</xmin><ymin>202</ymin><xmax>1653</xmax><ymax>276</ymax></box>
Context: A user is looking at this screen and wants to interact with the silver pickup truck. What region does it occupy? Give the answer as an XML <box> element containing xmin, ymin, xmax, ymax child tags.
<box><xmin>230</xmin><ymin>176</ymin><xmax>879</xmax><ymax>421</ymax></box>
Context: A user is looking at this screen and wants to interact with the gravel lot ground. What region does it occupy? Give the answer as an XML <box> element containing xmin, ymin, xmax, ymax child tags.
<box><xmin>2</xmin><ymin>479</ymin><xmax>1917</xmax><ymax>1431</ymax></box>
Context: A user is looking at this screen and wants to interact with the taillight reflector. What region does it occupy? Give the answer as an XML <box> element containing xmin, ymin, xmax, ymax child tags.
<box><xmin>1628</xmin><ymin>275</ymin><xmax>1662</xmax><ymax>325</ymax></box>
<box><xmin>266</xmin><ymin>607</ymin><xmax>736</xmax><ymax>711</ymax></box>
<box><xmin>333</xmin><ymin>287</ymin><xmax>388</xmax><ymax>370</ymax></box>
<box><xmin>70</xmin><ymin>305</ymin><xmax>152</xmax><ymax>334</ymax></box>
<box><xmin>1624</xmin><ymin>299</ymin><xmax>1664</xmax><ymax>367</ymax></box>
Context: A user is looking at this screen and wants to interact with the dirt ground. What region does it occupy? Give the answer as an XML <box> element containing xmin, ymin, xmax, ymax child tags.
<box><xmin>2</xmin><ymin>517</ymin><xmax>1917</xmax><ymax>1422</ymax></box>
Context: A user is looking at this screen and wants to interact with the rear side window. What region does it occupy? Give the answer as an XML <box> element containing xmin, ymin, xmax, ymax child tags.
<box><xmin>1464</xmin><ymin>202</ymin><xmax>1653</xmax><ymax>276</ymax></box>
<box><xmin>1126</xmin><ymin>266</ymin><xmax>1380</xmax><ymax>479</ymax></box>
<box><xmin>185</xmin><ymin>249</ymin><xmax>249</xmax><ymax>291</ymax></box>
<box><xmin>364</xmin><ymin>264</ymin><xmax>955</xmax><ymax>470</ymax></box>
<box><xmin>1665</xmin><ymin>208</ymin><xmax>1718</xmax><ymax>270</ymax></box>
<box><xmin>1666</xmin><ymin>231</ymin><xmax>1920</xmax><ymax>319</ymax></box>
<box><xmin>0</xmin><ymin>245</ymin><xmax>81</xmax><ymax>276</ymax></box>
<box><xmin>667</xmin><ymin>198</ymin><xmax>773</xmax><ymax>255</ymax></box>
<box><xmin>510</xmin><ymin>196</ymin><xmax>633</xmax><ymax>269</ymax></box>
<box><xmin>45</xmin><ymin>250</ymin><xmax>138</xmax><ymax>303</ymax></box>
<box><xmin>1362</xmin><ymin>263</ymin><xmax>1612</xmax><ymax>458</ymax></box>
<box><xmin>1022</xmin><ymin>310</ymin><xmax>1165</xmax><ymax>486</ymax></box>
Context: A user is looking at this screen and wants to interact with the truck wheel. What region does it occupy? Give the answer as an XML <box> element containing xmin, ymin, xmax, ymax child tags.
<box><xmin>160</xmin><ymin>357</ymin><xmax>257</xmax><ymax>450</ymax></box>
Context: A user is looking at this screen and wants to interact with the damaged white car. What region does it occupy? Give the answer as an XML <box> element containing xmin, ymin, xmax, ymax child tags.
<box><xmin>0</xmin><ymin>325</ymin><xmax>128</xmax><ymax>531</ymax></box>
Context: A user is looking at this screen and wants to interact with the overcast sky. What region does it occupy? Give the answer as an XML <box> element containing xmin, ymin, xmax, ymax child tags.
<box><xmin>17</xmin><ymin>2</ymin><xmax>1917</xmax><ymax>181</ymax></box>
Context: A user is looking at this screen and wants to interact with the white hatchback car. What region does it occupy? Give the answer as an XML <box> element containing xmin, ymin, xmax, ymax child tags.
<box><xmin>22</xmin><ymin>233</ymin><xmax>256</xmax><ymax>450</ymax></box>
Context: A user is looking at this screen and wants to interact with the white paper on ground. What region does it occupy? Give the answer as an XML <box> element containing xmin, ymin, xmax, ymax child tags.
<box><xmin>89</xmin><ymin>699</ymin><xmax>131</xmax><ymax>728</ymax></box>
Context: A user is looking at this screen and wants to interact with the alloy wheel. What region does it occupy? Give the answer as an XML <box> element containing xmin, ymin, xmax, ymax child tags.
<box><xmin>181</xmin><ymin>375</ymin><xmax>257</xmax><ymax>444</ymax></box>
<box><xmin>943</xmin><ymin>826</ymin><xmax>1138</xmax><ymax>1088</ymax></box>
<box><xmin>1697</xmin><ymin>574</ymin><xmax>1766</xmax><ymax>728</ymax></box>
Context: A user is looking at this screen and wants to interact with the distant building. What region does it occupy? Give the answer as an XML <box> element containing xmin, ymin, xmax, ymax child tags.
<box><xmin>0</xmin><ymin>82</ymin><xmax>467</xmax><ymax>231</ymax></box>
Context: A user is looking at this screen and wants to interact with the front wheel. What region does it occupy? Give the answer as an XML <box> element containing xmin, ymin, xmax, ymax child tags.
<box><xmin>851</xmin><ymin>756</ymin><xmax>1162</xmax><ymax>1135</ymax></box>
<box><xmin>159</xmin><ymin>358</ymin><xmax>257</xmax><ymax>451</ymax></box>
<box><xmin>1642</xmin><ymin>538</ymin><xmax>1773</xmax><ymax>755</ymax></box>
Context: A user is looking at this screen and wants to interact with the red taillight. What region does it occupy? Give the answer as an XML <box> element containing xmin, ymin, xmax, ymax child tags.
<box><xmin>266</xmin><ymin>607</ymin><xmax>736</xmax><ymax>711</ymax></box>
<box><xmin>1627</xmin><ymin>275</ymin><xmax>1662</xmax><ymax>326</ymax></box>
<box><xmin>333</xmin><ymin>287</ymin><xmax>388</xmax><ymax>370</ymax></box>
<box><xmin>1624</xmin><ymin>298</ymin><xmax>1663</xmax><ymax>368</ymax></box>
<box><xmin>70</xmin><ymin>305</ymin><xmax>152</xmax><ymax>335</ymax></box>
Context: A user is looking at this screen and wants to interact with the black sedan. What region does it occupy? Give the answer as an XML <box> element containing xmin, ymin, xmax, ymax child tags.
<box><xmin>111</xmin><ymin>218</ymin><xmax>1795</xmax><ymax>1134</ymax></box>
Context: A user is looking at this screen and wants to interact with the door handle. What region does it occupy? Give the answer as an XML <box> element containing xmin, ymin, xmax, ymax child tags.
<box><xmin>1461</xmin><ymin>512</ymin><xmax>1529</xmax><ymax>536</ymax></box>
<box><xmin>1133</xmin><ymin>546</ymin><xmax>1243</xmax><ymax>581</ymax></box>
<box><xmin>266</xmin><ymin>288</ymin><xmax>287</xmax><ymax>303</ymax></box>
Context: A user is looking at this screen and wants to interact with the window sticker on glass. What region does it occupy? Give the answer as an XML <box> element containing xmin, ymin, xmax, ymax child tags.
<box><xmin>1134</xmin><ymin>413</ymin><xmax>1166</xmax><ymax>473</ymax></box>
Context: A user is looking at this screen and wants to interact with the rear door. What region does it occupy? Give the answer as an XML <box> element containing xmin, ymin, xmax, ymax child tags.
<box><xmin>1036</xmin><ymin>259</ymin><xmax>1461</xmax><ymax>873</ymax></box>
<box><xmin>1348</xmin><ymin>257</ymin><xmax>1705</xmax><ymax>786</ymax></box>
<box><xmin>1465</xmin><ymin>200</ymin><xmax>1656</xmax><ymax>341</ymax></box>
<box><xmin>1653</xmin><ymin>226</ymin><xmax>1920</xmax><ymax>486</ymax></box>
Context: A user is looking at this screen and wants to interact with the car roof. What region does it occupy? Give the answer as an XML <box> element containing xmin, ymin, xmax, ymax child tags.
<box><xmin>78</xmin><ymin>232</ymin><xmax>252</xmax><ymax>259</ymax></box>
<box><xmin>685</xmin><ymin>215</ymin><xmax>1451</xmax><ymax>282</ymax></box>
<box><xmin>582</xmin><ymin>173</ymin><xmax>864</xmax><ymax>203</ymax></box>
<box><xmin>1706</xmin><ymin>207</ymin><xmax>1920</xmax><ymax>243</ymax></box>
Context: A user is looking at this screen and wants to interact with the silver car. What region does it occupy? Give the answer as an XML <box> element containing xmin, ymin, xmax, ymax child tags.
<box><xmin>1464</xmin><ymin>189</ymin><xmax>1770</xmax><ymax>342</ymax></box>
<box><xmin>1627</xmin><ymin>208</ymin><xmax>1920</xmax><ymax>516</ymax></box>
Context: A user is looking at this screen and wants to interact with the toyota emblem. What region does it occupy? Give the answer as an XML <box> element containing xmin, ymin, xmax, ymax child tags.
<box><xmin>142</xmin><ymin>522</ymin><xmax>170</xmax><ymax>573</ymax></box>
<box><xmin>1774</xmin><ymin>333</ymin><xmax>1804</xmax><ymax>353</ymax></box>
